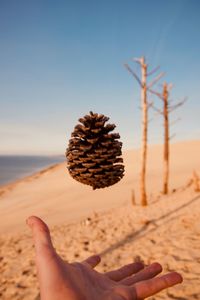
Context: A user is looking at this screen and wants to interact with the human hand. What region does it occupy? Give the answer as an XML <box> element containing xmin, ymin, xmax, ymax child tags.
<box><xmin>27</xmin><ymin>216</ymin><xmax>182</xmax><ymax>300</ymax></box>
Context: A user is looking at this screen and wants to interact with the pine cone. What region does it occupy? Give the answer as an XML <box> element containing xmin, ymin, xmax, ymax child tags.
<box><xmin>66</xmin><ymin>112</ymin><xmax>124</xmax><ymax>189</ymax></box>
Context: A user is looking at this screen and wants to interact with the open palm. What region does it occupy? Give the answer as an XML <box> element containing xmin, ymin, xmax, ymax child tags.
<box><xmin>27</xmin><ymin>216</ymin><xmax>182</xmax><ymax>300</ymax></box>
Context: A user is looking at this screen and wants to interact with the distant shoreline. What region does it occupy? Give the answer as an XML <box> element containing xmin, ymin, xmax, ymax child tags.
<box><xmin>0</xmin><ymin>163</ymin><xmax>65</xmax><ymax>200</ymax></box>
<box><xmin>0</xmin><ymin>155</ymin><xmax>65</xmax><ymax>187</ymax></box>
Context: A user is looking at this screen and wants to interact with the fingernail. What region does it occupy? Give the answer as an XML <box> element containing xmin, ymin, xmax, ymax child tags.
<box><xmin>176</xmin><ymin>273</ymin><xmax>183</xmax><ymax>283</ymax></box>
<box><xmin>95</xmin><ymin>255</ymin><xmax>101</xmax><ymax>261</ymax></box>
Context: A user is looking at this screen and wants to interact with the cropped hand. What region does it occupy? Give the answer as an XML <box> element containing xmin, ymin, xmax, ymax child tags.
<box><xmin>27</xmin><ymin>216</ymin><xmax>182</xmax><ymax>300</ymax></box>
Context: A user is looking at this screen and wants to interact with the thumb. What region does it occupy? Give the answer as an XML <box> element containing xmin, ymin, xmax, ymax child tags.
<box><xmin>26</xmin><ymin>216</ymin><xmax>55</xmax><ymax>258</ymax></box>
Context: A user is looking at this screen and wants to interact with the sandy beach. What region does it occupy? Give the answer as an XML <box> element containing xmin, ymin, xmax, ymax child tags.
<box><xmin>0</xmin><ymin>140</ymin><xmax>200</xmax><ymax>299</ymax></box>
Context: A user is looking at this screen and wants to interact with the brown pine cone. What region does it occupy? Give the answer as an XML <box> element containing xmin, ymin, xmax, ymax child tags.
<box><xmin>66</xmin><ymin>111</ymin><xmax>124</xmax><ymax>189</ymax></box>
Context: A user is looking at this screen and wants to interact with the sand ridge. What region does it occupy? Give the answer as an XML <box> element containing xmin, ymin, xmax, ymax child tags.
<box><xmin>0</xmin><ymin>140</ymin><xmax>200</xmax><ymax>299</ymax></box>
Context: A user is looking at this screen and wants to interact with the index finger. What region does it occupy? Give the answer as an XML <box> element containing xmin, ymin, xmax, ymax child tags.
<box><xmin>26</xmin><ymin>216</ymin><xmax>55</xmax><ymax>258</ymax></box>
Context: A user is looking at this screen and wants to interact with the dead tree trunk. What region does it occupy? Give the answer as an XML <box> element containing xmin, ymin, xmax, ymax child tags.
<box><xmin>140</xmin><ymin>57</ymin><xmax>148</xmax><ymax>205</ymax></box>
<box><xmin>150</xmin><ymin>83</ymin><xmax>186</xmax><ymax>195</ymax></box>
<box><xmin>163</xmin><ymin>83</ymin><xmax>169</xmax><ymax>194</ymax></box>
<box><xmin>125</xmin><ymin>57</ymin><xmax>164</xmax><ymax>206</ymax></box>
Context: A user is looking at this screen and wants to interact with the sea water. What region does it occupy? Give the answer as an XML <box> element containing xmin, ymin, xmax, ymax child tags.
<box><xmin>0</xmin><ymin>155</ymin><xmax>65</xmax><ymax>186</ymax></box>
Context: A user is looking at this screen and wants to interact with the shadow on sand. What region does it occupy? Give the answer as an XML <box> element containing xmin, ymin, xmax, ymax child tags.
<box><xmin>99</xmin><ymin>194</ymin><xmax>200</xmax><ymax>257</ymax></box>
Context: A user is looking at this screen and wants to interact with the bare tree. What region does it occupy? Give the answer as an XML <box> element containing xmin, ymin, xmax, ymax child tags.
<box><xmin>150</xmin><ymin>82</ymin><xmax>186</xmax><ymax>194</ymax></box>
<box><xmin>125</xmin><ymin>57</ymin><xmax>164</xmax><ymax>205</ymax></box>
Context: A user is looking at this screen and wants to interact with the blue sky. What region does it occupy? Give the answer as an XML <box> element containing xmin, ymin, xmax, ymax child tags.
<box><xmin>0</xmin><ymin>0</ymin><xmax>199</xmax><ymax>155</ymax></box>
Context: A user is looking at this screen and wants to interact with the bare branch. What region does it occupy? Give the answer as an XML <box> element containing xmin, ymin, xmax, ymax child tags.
<box><xmin>132</xmin><ymin>57</ymin><xmax>143</xmax><ymax>65</ymax></box>
<box><xmin>147</xmin><ymin>101</ymin><xmax>154</xmax><ymax>109</ymax></box>
<box><xmin>170</xmin><ymin>118</ymin><xmax>181</xmax><ymax>126</ymax></box>
<box><xmin>168</xmin><ymin>83</ymin><xmax>173</xmax><ymax>91</ymax></box>
<box><xmin>124</xmin><ymin>63</ymin><xmax>142</xmax><ymax>87</ymax></box>
<box><xmin>147</xmin><ymin>72</ymin><xmax>165</xmax><ymax>89</ymax></box>
<box><xmin>151</xmin><ymin>104</ymin><xmax>163</xmax><ymax>115</ymax></box>
<box><xmin>147</xmin><ymin>65</ymin><xmax>160</xmax><ymax>76</ymax></box>
<box><xmin>148</xmin><ymin>88</ymin><xmax>163</xmax><ymax>99</ymax></box>
<box><xmin>169</xmin><ymin>97</ymin><xmax>187</xmax><ymax>113</ymax></box>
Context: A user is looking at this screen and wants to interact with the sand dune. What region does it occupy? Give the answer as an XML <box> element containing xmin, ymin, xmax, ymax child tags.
<box><xmin>0</xmin><ymin>140</ymin><xmax>200</xmax><ymax>299</ymax></box>
<box><xmin>0</xmin><ymin>140</ymin><xmax>199</xmax><ymax>234</ymax></box>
